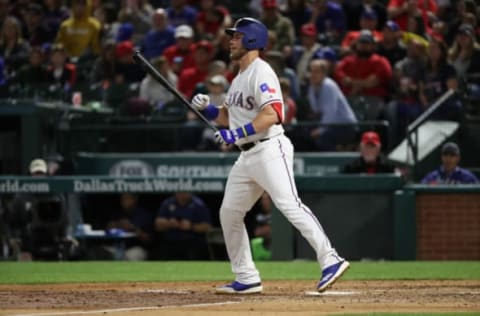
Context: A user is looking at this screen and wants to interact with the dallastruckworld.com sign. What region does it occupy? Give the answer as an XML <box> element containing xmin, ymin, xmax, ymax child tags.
<box><xmin>0</xmin><ymin>177</ymin><xmax>226</xmax><ymax>193</ymax></box>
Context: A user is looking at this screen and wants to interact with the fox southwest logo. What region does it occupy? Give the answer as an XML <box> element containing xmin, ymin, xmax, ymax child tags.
<box><xmin>260</xmin><ymin>83</ymin><xmax>276</xmax><ymax>94</ymax></box>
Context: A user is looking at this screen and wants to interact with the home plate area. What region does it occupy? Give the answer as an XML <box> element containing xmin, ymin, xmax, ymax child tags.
<box><xmin>0</xmin><ymin>280</ymin><xmax>479</xmax><ymax>316</ymax></box>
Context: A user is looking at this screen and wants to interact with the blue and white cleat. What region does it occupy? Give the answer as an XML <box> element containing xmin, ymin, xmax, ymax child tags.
<box><xmin>215</xmin><ymin>281</ymin><xmax>263</xmax><ymax>294</ymax></box>
<box><xmin>317</xmin><ymin>260</ymin><xmax>350</xmax><ymax>292</ymax></box>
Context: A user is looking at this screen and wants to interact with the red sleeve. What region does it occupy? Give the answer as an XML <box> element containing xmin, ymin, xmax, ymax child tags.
<box><xmin>270</xmin><ymin>101</ymin><xmax>284</xmax><ymax>123</ymax></box>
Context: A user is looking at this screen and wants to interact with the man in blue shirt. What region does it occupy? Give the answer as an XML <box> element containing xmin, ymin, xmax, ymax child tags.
<box><xmin>140</xmin><ymin>9</ymin><xmax>176</xmax><ymax>60</ymax></box>
<box><xmin>421</xmin><ymin>142</ymin><xmax>479</xmax><ymax>184</ymax></box>
<box><xmin>306</xmin><ymin>59</ymin><xmax>357</xmax><ymax>151</ymax></box>
<box><xmin>154</xmin><ymin>192</ymin><xmax>212</xmax><ymax>260</ymax></box>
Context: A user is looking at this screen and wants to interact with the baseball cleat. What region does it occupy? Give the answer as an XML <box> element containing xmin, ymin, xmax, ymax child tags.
<box><xmin>317</xmin><ymin>260</ymin><xmax>350</xmax><ymax>292</ymax></box>
<box><xmin>215</xmin><ymin>281</ymin><xmax>263</xmax><ymax>294</ymax></box>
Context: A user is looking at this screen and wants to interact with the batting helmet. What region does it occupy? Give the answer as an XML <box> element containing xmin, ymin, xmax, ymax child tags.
<box><xmin>225</xmin><ymin>18</ymin><xmax>268</xmax><ymax>50</ymax></box>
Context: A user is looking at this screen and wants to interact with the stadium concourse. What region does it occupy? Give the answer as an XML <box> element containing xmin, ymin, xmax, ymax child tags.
<box><xmin>0</xmin><ymin>280</ymin><xmax>479</xmax><ymax>315</ymax></box>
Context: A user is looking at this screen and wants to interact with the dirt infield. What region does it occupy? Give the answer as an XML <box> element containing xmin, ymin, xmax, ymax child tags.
<box><xmin>1</xmin><ymin>280</ymin><xmax>479</xmax><ymax>316</ymax></box>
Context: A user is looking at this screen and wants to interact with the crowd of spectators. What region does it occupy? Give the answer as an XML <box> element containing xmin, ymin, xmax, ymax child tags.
<box><xmin>1</xmin><ymin>0</ymin><xmax>480</xmax><ymax>151</ymax></box>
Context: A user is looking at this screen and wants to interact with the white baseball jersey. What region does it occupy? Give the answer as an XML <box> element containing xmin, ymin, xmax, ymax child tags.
<box><xmin>219</xmin><ymin>57</ymin><xmax>343</xmax><ymax>286</ymax></box>
<box><xmin>225</xmin><ymin>58</ymin><xmax>284</xmax><ymax>145</ymax></box>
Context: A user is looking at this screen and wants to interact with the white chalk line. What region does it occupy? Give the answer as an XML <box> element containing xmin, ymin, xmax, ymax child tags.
<box><xmin>5</xmin><ymin>301</ymin><xmax>240</xmax><ymax>316</ymax></box>
<box><xmin>304</xmin><ymin>290</ymin><xmax>359</xmax><ymax>296</ymax></box>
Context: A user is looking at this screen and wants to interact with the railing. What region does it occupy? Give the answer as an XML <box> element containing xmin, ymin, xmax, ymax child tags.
<box><xmin>405</xmin><ymin>89</ymin><xmax>456</xmax><ymax>172</ymax></box>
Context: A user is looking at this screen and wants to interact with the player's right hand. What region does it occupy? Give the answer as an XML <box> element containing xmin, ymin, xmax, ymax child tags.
<box><xmin>191</xmin><ymin>94</ymin><xmax>210</xmax><ymax>110</ymax></box>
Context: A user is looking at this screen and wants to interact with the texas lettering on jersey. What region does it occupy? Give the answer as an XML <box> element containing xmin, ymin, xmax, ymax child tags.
<box><xmin>226</xmin><ymin>91</ymin><xmax>255</xmax><ymax>110</ymax></box>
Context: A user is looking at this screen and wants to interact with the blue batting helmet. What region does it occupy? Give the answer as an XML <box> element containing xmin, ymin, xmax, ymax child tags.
<box><xmin>225</xmin><ymin>17</ymin><xmax>268</xmax><ymax>50</ymax></box>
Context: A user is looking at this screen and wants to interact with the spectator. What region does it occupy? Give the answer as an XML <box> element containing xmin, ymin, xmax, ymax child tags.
<box><xmin>139</xmin><ymin>55</ymin><xmax>177</xmax><ymax>110</ymax></box>
<box><xmin>335</xmin><ymin>29</ymin><xmax>393</xmax><ymax>120</ymax></box>
<box><xmin>13</xmin><ymin>46</ymin><xmax>48</xmax><ymax>97</ymax></box>
<box><xmin>8</xmin><ymin>158</ymin><xmax>69</xmax><ymax>261</ymax></box>
<box><xmin>42</xmin><ymin>0</ymin><xmax>70</xmax><ymax>39</ymax></box>
<box><xmin>24</xmin><ymin>3</ymin><xmax>54</xmax><ymax>47</ymax></box>
<box><xmin>290</xmin><ymin>23</ymin><xmax>322</xmax><ymax>90</ymax></box>
<box><xmin>0</xmin><ymin>16</ymin><xmax>30</xmax><ymax>77</ymax></box>
<box><xmin>90</xmin><ymin>38</ymin><xmax>117</xmax><ymax>86</ymax></box>
<box><xmin>195</xmin><ymin>0</ymin><xmax>232</xmax><ymax>46</ymax></box>
<box><xmin>309</xmin><ymin>0</ymin><xmax>347</xmax><ymax>45</ymax></box>
<box><xmin>117</xmin><ymin>0</ymin><xmax>153</xmax><ymax>43</ymax></box>
<box><xmin>115</xmin><ymin>22</ymin><xmax>134</xmax><ymax>43</ymax></box>
<box><xmin>419</xmin><ymin>35</ymin><xmax>461</xmax><ymax>121</ymax></box>
<box><xmin>280</xmin><ymin>77</ymin><xmax>297</xmax><ymax>124</ymax></box>
<box><xmin>304</xmin><ymin>59</ymin><xmax>357</xmax><ymax>151</ymax></box>
<box><xmin>340</xmin><ymin>9</ymin><xmax>383</xmax><ymax>56</ymax></box>
<box><xmin>55</xmin><ymin>0</ymin><xmax>101</xmax><ymax>59</ymax></box>
<box><xmin>260</xmin><ymin>0</ymin><xmax>296</xmax><ymax>54</ymax></box>
<box><xmin>448</xmin><ymin>24</ymin><xmax>480</xmax><ymax>91</ymax></box>
<box><xmin>197</xmin><ymin>74</ymin><xmax>229</xmax><ymax>151</ymax></box>
<box><xmin>163</xmin><ymin>24</ymin><xmax>196</xmax><ymax>75</ymax></box>
<box><xmin>313</xmin><ymin>46</ymin><xmax>338</xmax><ymax>76</ymax></box>
<box><xmin>387</xmin><ymin>0</ymin><xmax>437</xmax><ymax>33</ymax></box>
<box><xmin>46</xmin><ymin>43</ymin><xmax>76</xmax><ymax>95</ymax></box>
<box><xmin>421</xmin><ymin>142</ymin><xmax>479</xmax><ymax>184</ymax></box>
<box><xmin>177</xmin><ymin>39</ymin><xmax>213</xmax><ymax>99</ymax></box>
<box><xmin>140</xmin><ymin>8</ymin><xmax>175</xmax><ymax>60</ymax></box>
<box><xmin>343</xmin><ymin>131</ymin><xmax>397</xmax><ymax>174</ymax></box>
<box><xmin>386</xmin><ymin>37</ymin><xmax>427</xmax><ymax>145</ymax></box>
<box><xmin>264</xmin><ymin>50</ymin><xmax>300</xmax><ymax>101</ymax></box>
<box><xmin>344</xmin><ymin>0</ymin><xmax>387</xmax><ymax>31</ymax></box>
<box><xmin>377</xmin><ymin>20</ymin><xmax>406</xmax><ymax>68</ymax></box>
<box><xmin>154</xmin><ymin>191</ymin><xmax>212</xmax><ymax>260</ymax></box>
<box><xmin>285</xmin><ymin>0</ymin><xmax>313</xmax><ymax>39</ymax></box>
<box><xmin>114</xmin><ymin>40</ymin><xmax>144</xmax><ymax>83</ymax></box>
<box><xmin>166</xmin><ymin>0</ymin><xmax>197</xmax><ymax>28</ymax></box>
<box><xmin>104</xmin><ymin>193</ymin><xmax>154</xmax><ymax>261</ymax></box>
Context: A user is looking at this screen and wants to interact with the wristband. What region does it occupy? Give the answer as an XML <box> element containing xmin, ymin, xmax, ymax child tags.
<box><xmin>235</xmin><ymin>122</ymin><xmax>256</xmax><ymax>138</ymax></box>
<box><xmin>201</xmin><ymin>104</ymin><xmax>219</xmax><ymax>120</ymax></box>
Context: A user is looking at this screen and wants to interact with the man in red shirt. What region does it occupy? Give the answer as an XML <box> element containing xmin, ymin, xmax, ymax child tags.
<box><xmin>334</xmin><ymin>30</ymin><xmax>393</xmax><ymax>119</ymax></box>
<box><xmin>163</xmin><ymin>24</ymin><xmax>196</xmax><ymax>75</ymax></box>
<box><xmin>177</xmin><ymin>40</ymin><xmax>213</xmax><ymax>99</ymax></box>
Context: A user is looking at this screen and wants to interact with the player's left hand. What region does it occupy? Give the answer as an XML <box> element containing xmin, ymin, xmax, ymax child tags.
<box><xmin>214</xmin><ymin>129</ymin><xmax>238</xmax><ymax>145</ymax></box>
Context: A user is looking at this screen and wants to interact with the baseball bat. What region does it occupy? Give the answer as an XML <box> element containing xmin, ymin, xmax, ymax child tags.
<box><xmin>133</xmin><ymin>50</ymin><xmax>218</xmax><ymax>132</ymax></box>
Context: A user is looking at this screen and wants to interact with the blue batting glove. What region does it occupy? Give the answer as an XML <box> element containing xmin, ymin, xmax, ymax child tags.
<box><xmin>214</xmin><ymin>129</ymin><xmax>238</xmax><ymax>145</ymax></box>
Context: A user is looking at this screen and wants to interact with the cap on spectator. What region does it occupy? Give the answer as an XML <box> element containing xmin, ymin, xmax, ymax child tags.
<box><xmin>361</xmin><ymin>9</ymin><xmax>377</xmax><ymax>20</ymax></box>
<box><xmin>358</xmin><ymin>29</ymin><xmax>375</xmax><ymax>43</ymax></box>
<box><xmin>29</xmin><ymin>159</ymin><xmax>47</xmax><ymax>174</ymax></box>
<box><xmin>457</xmin><ymin>24</ymin><xmax>474</xmax><ymax>37</ymax></box>
<box><xmin>385</xmin><ymin>20</ymin><xmax>400</xmax><ymax>32</ymax></box>
<box><xmin>209</xmin><ymin>74</ymin><xmax>228</xmax><ymax>88</ymax></box>
<box><xmin>194</xmin><ymin>40</ymin><xmax>213</xmax><ymax>53</ymax></box>
<box><xmin>115</xmin><ymin>40</ymin><xmax>134</xmax><ymax>58</ymax></box>
<box><xmin>116</xmin><ymin>22</ymin><xmax>134</xmax><ymax>42</ymax></box>
<box><xmin>262</xmin><ymin>0</ymin><xmax>278</xmax><ymax>8</ymax></box>
<box><xmin>301</xmin><ymin>23</ymin><xmax>317</xmax><ymax>37</ymax></box>
<box><xmin>361</xmin><ymin>131</ymin><xmax>381</xmax><ymax>146</ymax></box>
<box><xmin>441</xmin><ymin>142</ymin><xmax>460</xmax><ymax>156</ymax></box>
<box><xmin>175</xmin><ymin>25</ymin><xmax>194</xmax><ymax>39</ymax></box>
<box><xmin>314</xmin><ymin>46</ymin><xmax>337</xmax><ymax>61</ymax></box>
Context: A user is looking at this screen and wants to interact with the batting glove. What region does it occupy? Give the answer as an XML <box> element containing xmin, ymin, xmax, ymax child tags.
<box><xmin>191</xmin><ymin>94</ymin><xmax>210</xmax><ymax>110</ymax></box>
<box><xmin>215</xmin><ymin>129</ymin><xmax>238</xmax><ymax>145</ymax></box>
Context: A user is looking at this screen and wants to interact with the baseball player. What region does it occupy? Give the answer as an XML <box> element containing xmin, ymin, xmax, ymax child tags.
<box><xmin>191</xmin><ymin>17</ymin><xmax>349</xmax><ymax>294</ymax></box>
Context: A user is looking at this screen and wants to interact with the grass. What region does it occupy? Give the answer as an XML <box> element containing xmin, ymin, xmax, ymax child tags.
<box><xmin>0</xmin><ymin>261</ymin><xmax>479</xmax><ymax>284</ymax></box>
